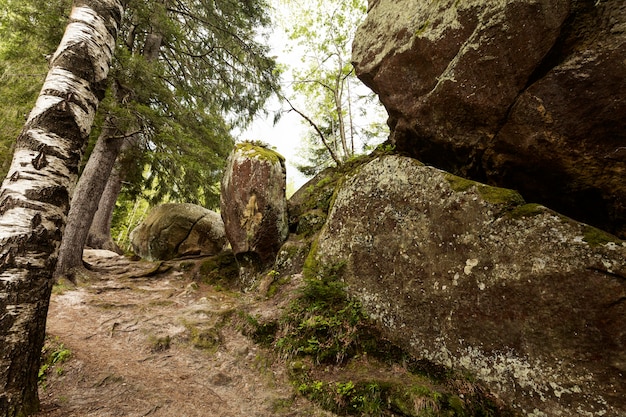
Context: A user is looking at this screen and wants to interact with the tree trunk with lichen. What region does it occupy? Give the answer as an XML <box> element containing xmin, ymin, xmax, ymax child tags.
<box><xmin>0</xmin><ymin>1</ymin><xmax>122</xmax><ymax>415</ymax></box>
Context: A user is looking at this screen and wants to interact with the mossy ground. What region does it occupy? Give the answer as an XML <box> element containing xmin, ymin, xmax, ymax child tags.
<box><xmin>242</xmin><ymin>261</ymin><xmax>513</xmax><ymax>417</ymax></box>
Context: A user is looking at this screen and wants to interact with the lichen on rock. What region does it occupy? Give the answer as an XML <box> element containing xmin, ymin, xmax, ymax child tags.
<box><xmin>313</xmin><ymin>154</ymin><xmax>626</xmax><ymax>416</ymax></box>
<box><xmin>220</xmin><ymin>142</ymin><xmax>289</xmax><ymax>285</ymax></box>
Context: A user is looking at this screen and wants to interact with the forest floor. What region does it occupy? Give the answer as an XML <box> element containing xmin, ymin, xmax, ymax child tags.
<box><xmin>35</xmin><ymin>249</ymin><xmax>336</xmax><ymax>417</ymax></box>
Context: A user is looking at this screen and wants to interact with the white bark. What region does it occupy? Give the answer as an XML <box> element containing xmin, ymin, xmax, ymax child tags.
<box><xmin>0</xmin><ymin>1</ymin><xmax>122</xmax><ymax>415</ymax></box>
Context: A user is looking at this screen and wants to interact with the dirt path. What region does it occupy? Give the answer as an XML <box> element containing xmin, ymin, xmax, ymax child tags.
<box><xmin>36</xmin><ymin>250</ymin><xmax>333</xmax><ymax>417</ymax></box>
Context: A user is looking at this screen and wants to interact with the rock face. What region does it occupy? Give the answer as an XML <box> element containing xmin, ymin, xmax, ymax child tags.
<box><xmin>130</xmin><ymin>203</ymin><xmax>225</xmax><ymax>261</ymax></box>
<box><xmin>314</xmin><ymin>155</ymin><xmax>626</xmax><ymax>417</ymax></box>
<box><xmin>220</xmin><ymin>143</ymin><xmax>289</xmax><ymax>269</ymax></box>
<box><xmin>353</xmin><ymin>0</ymin><xmax>626</xmax><ymax>238</ymax></box>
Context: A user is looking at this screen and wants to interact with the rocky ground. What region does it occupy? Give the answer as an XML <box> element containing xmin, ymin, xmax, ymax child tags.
<box><xmin>35</xmin><ymin>250</ymin><xmax>335</xmax><ymax>417</ymax></box>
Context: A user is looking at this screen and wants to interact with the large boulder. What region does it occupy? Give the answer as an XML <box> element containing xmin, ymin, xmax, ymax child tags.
<box><xmin>220</xmin><ymin>142</ymin><xmax>289</xmax><ymax>270</ymax></box>
<box><xmin>353</xmin><ymin>0</ymin><xmax>626</xmax><ymax>238</ymax></box>
<box><xmin>314</xmin><ymin>154</ymin><xmax>626</xmax><ymax>416</ymax></box>
<box><xmin>130</xmin><ymin>203</ymin><xmax>225</xmax><ymax>261</ymax></box>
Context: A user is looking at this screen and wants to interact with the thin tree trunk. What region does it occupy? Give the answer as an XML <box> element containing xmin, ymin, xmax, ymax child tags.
<box><xmin>86</xmin><ymin>147</ymin><xmax>125</xmax><ymax>253</ymax></box>
<box><xmin>334</xmin><ymin>75</ymin><xmax>349</xmax><ymax>160</ymax></box>
<box><xmin>0</xmin><ymin>1</ymin><xmax>121</xmax><ymax>415</ymax></box>
<box><xmin>55</xmin><ymin>31</ymin><xmax>163</xmax><ymax>277</ymax></box>
<box><xmin>54</xmin><ymin>122</ymin><xmax>125</xmax><ymax>278</ymax></box>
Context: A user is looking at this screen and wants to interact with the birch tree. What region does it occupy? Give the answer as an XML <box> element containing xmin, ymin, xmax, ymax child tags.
<box><xmin>0</xmin><ymin>0</ymin><xmax>71</xmax><ymax>178</ymax></box>
<box><xmin>0</xmin><ymin>1</ymin><xmax>122</xmax><ymax>414</ymax></box>
<box><xmin>54</xmin><ymin>0</ymin><xmax>277</xmax><ymax>277</ymax></box>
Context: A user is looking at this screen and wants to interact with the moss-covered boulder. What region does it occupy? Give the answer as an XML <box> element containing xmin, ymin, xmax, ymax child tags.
<box><xmin>220</xmin><ymin>142</ymin><xmax>289</xmax><ymax>277</ymax></box>
<box><xmin>353</xmin><ymin>0</ymin><xmax>626</xmax><ymax>238</ymax></box>
<box><xmin>130</xmin><ymin>203</ymin><xmax>226</xmax><ymax>261</ymax></box>
<box><xmin>314</xmin><ymin>154</ymin><xmax>626</xmax><ymax>416</ymax></box>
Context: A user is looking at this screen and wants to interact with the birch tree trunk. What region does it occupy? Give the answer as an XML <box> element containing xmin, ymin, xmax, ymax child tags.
<box><xmin>0</xmin><ymin>1</ymin><xmax>122</xmax><ymax>415</ymax></box>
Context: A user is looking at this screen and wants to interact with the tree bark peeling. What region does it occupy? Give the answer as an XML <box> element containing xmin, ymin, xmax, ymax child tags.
<box><xmin>29</xmin><ymin>69</ymin><xmax>100</xmax><ymax>137</ymax></box>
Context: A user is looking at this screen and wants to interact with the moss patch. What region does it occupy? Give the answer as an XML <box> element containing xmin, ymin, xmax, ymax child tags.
<box><xmin>582</xmin><ymin>225</ymin><xmax>623</xmax><ymax>247</ymax></box>
<box><xmin>445</xmin><ymin>173</ymin><xmax>525</xmax><ymax>207</ymax></box>
<box><xmin>236</xmin><ymin>141</ymin><xmax>285</xmax><ymax>164</ymax></box>
<box><xmin>197</xmin><ymin>250</ymin><xmax>239</xmax><ymax>288</ymax></box>
<box><xmin>506</xmin><ymin>203</ymin><xmax>546</xmax><ymax>219</ymax></box>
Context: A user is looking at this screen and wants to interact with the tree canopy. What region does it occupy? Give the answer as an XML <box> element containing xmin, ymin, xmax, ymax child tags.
<box><xmin>0</xmin><ymin>0</ymin><xmax>279</xmax><ymax>207</ymax></box>
<box><xmin>274</xmin><ymin>0</ymin><xmax>387</xmax><ymax>176</ymax></box>
<box><xmin>0</xmin><ymin>0</ymin><xmax>71</xmax><ymax>177</ymax></box>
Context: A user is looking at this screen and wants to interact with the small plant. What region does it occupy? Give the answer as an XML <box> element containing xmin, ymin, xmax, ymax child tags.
<box><xmin>276</xmin><ymin>263</ymin><xmax>369</xmax><ymax>364</ymax></box>
<box><xmin>39</xmin><ymin>337</ymin><xmax>72</xmax><ymax>386</ymax></box>
<box><xmin>147</xmin><ymin>334</ymin><xmax>171</xmax><ymax>352</ymax></box>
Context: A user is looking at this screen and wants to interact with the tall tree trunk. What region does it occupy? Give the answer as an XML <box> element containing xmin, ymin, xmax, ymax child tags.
<box><xmin>0</xmin><ymin>1</ymin><xmax>122</xmax><ymax>415</ymax></box>
<box><xmin>86</xmin><ymin>162</ymin><xmax>124</xmax><ymax>252</ymax></box>
<box><xmin>54</xmin><ymin>122</ymin><xmax>125</xmax><ymax>278</ymax></box>
<box><xmin>55</xmin><ymin>31</ymin><xmax>163</xmax><ymax>277</ymax></box>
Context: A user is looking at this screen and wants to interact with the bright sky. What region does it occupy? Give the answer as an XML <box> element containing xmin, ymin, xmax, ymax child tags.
<box><xmin>236</xmin><ymin>3</ymin><xmax>311</xmax><ymax>192</ymax></box>
<box><xmin>239</xmin><ymin>97</ymin><xmax>310</xmax><ymax>192</ymax></box>
<box><xmin>238</xmin><ymin>0</ymin><xmax>388</xmax><ymax>193</ymax></box>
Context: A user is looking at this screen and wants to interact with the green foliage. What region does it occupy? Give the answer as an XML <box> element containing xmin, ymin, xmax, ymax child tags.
<box><xmin>276</xmin><ymin>0</ymin><xmax>388</xmax><ymax>175</ymax></box>
<box><xmin>239</xmin><ymin>311</ymin><xmax>280</xmax><ymax>347</ymax></box>
<box><xmin>275</xmin><ymin>263</ymin><xmax>372</xmax><ymax>364</ymax></box>
<box><xmin>1</xmin><ymin>0</ymin><xmax>279</xmax><ymax>212</ymax></box>
<box><xmin>107</xmin><ymin>0</ymin><xmax>280</xmax><ymax>212</ymax></box>
<box><xmin>293</xmin><ymin>375</ymin><xmax>497</xmax><ymax>417</ymax></box>
<box><xmin>39</xmin><ymin>337</ymin><xmax>71</xmax><ymax>386</ymax></box>
<box><xmin>0</xmin><ymin>0</ymin><xmax>71</xmax><ymax>177</ymax></box>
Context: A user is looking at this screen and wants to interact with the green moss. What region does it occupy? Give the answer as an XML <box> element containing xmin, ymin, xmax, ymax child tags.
<box><xmin>236</xmin><ymin>141</ymin><xmax>285</xmax><ymax>164</ymax></box>
<box><xmin>445</xmin><ymin>174</ymin><xmax>476</xmax><ymax>193</ymax></box>
<box><xmin>478</xmin><ymin>186</ymin><xmax>524</xmax><ymax>206</ymax></box>
<box><xmin>444</xmin><ymin>173</ymin><xmax>524</xmax><ymax>206</ymax></box>
<box><xmin>52</xmin><ymin>278</ymin><xmax>74</xmax><ymax>295</ymax></box>
<box><xmin>302</xmin><ymin>238</ymin><xmax>320</xmax><ymax>280</ymax></box>
<box><xmin>296</xmin><ymin>209</ymin><xmax>327</xmax><ymax>237</ymax></box>
<box><xmin>147</xmin><ymin>335</ymin><xmax>171</xmax><ymax>352</ymax></box>
<box><xmin>198</xmin><ymin>250</ymin><xmax>239</xmax><ymax>287</ymax></box>
<box><xmin>183</xmin><ymin>321</ymin><xmax>221</xmax><ymax>352</ymax></box>
<box><xmin>506</xmin><ymin>203</ymin><xmax>546</xmax><ymax>219</ymax></box>
<box><xmin>267</xmin><ymin>274</ymin><xmax>291</xmax><ymax>298</ymax></box>
<box><xmin>582</xmin><ymin>225</ymin><xmax>623</xmax><ymax>247</ymax></box>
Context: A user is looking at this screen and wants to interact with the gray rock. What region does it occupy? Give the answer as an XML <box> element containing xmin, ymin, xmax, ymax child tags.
<box><xmin>130</xmin><ymin>203</ymin><xmax>225</xmax><ymax>261</ymax></box>
<box><xmin>314</xmin><ymin>154</ymin><xmax>626</xmax><ymax>416</ymax></box>
<box><xmin>353</xmin><ymin>0</ymin><xmax>626</xmax><ymax>238</ymax></box>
